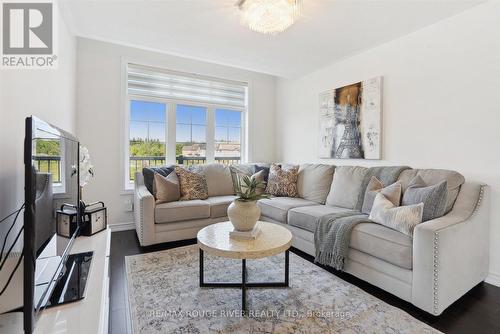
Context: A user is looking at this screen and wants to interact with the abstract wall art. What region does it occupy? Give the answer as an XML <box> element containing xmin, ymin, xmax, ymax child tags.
<box><xmin>318</xmin><ymin>77</ymin><xmax>382</xmax><ymax>159</ymax></box>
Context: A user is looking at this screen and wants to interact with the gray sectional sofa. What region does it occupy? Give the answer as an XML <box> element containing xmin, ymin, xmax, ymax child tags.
<box><xmin>134</xmin><ymin>163</ymin><xmax>490</xmax><ymax>315</ymax></box>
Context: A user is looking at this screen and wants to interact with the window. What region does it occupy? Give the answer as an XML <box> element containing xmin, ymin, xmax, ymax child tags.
<box><xmin>125</xmin><ymin>64</ymin><xmax>248</xmax><ymax>187</ymax></box>
<box><xmin>32</xmin><ymin>134</ymin><xmax>67</xmax><ymax>194</ymax></box>
<box><xmin>215</xmin><ymin>109</ymin><xmax>242</xmax><ymax>163</ymax></box>
<box><xmin>176</xmin><ymin>105</ymin><xmax>207</xmax><ymax>165</ymax></box>
<box><xmin>33</xmin><ymin>138</ymin><xmax>62</xmax><ymax>183</ymax></box>
<box><xmin>129</xmin><ymin>100</ymin><xmax>167</xmax><ymax>180</ymax></box>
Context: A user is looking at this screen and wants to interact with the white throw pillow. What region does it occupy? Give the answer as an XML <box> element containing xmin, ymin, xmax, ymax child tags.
<box><xmin>369</xmin><ymin>193</ymin><xmax>424</xmax><ymax>237</ymax></box>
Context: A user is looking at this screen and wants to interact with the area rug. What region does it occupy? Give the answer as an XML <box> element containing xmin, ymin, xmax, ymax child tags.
<box><xmin>125</xmin><ymin>245</ymin><xmax>440</xmax><ymax>334</ymax></box>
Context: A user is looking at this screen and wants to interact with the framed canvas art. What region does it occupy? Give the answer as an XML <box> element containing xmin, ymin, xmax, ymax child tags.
<box><xmin>318</xmin><ymin>77</ymin><xmax>382</xmax><ymax>159</ymax></box>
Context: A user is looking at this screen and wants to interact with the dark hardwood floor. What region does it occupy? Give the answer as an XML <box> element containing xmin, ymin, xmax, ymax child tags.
<box><xmin>110</xmin><ymin>230</ymin><xmax>500</xmax><ymax>334</ymax></box>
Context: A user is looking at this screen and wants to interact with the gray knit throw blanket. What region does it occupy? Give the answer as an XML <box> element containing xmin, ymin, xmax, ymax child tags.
<box><xmin>314</xmin><ymin>166</ymin><xmax>410</xmax><ymax>270</ymax></box>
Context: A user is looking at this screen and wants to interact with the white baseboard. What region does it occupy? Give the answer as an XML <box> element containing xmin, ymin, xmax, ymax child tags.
<box><xmin>485</xmin><ymin>272</ymin><xmax>500</xmax><ymax>287</ymax></box>
<box><xmin>109</xmin><ymin>222</ymin><xmax>135</xmax><ymax>232</ymax></box>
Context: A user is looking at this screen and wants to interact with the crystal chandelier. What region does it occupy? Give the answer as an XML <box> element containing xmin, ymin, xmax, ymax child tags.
<box><xmin>237</xmin><ymin>0</ymin><xmax>302</xmax><ymax>35</ymax></box>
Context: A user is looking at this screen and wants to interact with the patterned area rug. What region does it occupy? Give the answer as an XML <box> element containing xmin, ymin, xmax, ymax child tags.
<box><xmin>125</xmin><ymin>245</ymin><xmax>439</xmax><ymax>334</ymax></box>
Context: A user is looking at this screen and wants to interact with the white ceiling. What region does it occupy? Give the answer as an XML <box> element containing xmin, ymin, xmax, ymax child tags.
<box><xmin>60</xmin><ymin>0</ymin><xmax>482</xmax><ymax>78</ymax></box>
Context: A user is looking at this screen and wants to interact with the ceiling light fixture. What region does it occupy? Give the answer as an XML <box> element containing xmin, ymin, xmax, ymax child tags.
<box><xmin>237</xmin><ymin>0</ymin><xmax>302</xmax><ymax>35</ymax></box>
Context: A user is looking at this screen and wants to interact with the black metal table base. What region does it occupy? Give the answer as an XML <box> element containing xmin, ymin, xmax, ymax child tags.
<box><xmin>199</xmin><ymin>248</ymin><xmax>289</xmax><ymax>314</ymax></box>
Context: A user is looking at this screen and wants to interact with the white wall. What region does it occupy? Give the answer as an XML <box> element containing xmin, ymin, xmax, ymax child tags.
<box><xmin>0</xmin><ymin>4</ymin><xmax>76</xmax><ymax>308</ymax></box>
<box><xmin>276</xmin><ymin>1</ymin><xmax>500</xmax><ymax>284</ymax></box>
<box><xmin>0</xmin><ymin>6</ymin><xmax>76</xmax><ymax>249</ymax></box>
<box><xmin>76</xmin><ymin>38</ymin><xmax>276</xmax><ymax>226</ymax></box>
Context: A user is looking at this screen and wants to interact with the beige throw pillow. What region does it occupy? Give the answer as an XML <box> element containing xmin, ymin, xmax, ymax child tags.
<box><xmin>369</xmin><ymin>193</ymin><xmax>424</xmax><ymax>237</ymax></box>
<box><xmin>361</xmin><ymin>177</ymin><xmax>402</xmax><ymax>214</ymax></box>
<box><xmin>175</xmin><ymin>166</ymin><xmax>209</xmax><ymax>201</ymax></box>
<box><xmin>153</xmin><ymin>171</ymin><xmax>180</xmax><ymax>204</ymax></box>
<box><xmin>265</xmin><ymin>164</ymin><xmax>299</xmax><ymax>197</ymax></box>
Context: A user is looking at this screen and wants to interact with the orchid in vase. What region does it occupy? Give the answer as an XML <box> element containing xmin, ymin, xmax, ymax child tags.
<box><xmin>72</xmin><ymin>146</ymin><xmax>94</xmax><ymax>200</ymax></box>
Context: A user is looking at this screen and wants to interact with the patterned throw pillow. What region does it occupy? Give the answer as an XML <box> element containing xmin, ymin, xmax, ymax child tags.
<box><xmin>402</xmin><ymin>175</ymin><xmax>448</xmax><ymax>222</ymax></box>
<box><xmin>265</xmin><ymin>164</ymin><xmax>299</xmax><ymax>197</ymax></box>
<box><xmin>153</xmin><ymin>171</ymin><xmax>180</xmax><ymax>204</ymax></box>
<box><xmin>369</xmin><ymin>193</ymin><xmax>424</xmax><ymax>237</ymax></box>
<box><xmin>175</xmin><ymin>166</ymin><xmax>209</xmax><ymax>201</ymax></box>
<box><xmin>361</xmin><ymin>176</ymin><xmax>402</xmax><ymax>214</ymax></box>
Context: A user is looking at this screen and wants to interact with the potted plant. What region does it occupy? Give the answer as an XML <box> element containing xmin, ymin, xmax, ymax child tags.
<box><xmin>227</xmin><ymin>175</ymin><xmax>268</xmax><ymax>231</ymax></box>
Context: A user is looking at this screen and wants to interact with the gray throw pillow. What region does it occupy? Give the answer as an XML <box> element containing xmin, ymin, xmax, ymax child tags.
<box><xmin>369</xmin><ymin>193</ymin><xmax>424</xmax><ymax>237</ymax></box>
<box><xmin>153</xmin><ymin>171</ymin><xmax>180</xmax><ymax>204</ymax></box>
<box><xmin>254</xmin><ymin>165</ymin><xmax>270</xmax><ymax>182</ymax></box>
<box><xmin>361</xmin><ymin>176</ymin><xmax>402</xmax><ymax>214</ymax></box>
<box><xmin>402</xmin><ymin>175</ymin><xmax>448</xmax><ymax>222</ymax></box>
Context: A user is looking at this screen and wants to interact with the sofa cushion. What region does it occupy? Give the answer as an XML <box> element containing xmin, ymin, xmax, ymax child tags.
<box><xmin>254</xmin><ymin>165</ymin><xmax>270</xmax><ymax>182</ymax></box>
<box><xmin>142</xmin><ymin>165</ymin><xmax>174</xmax><ymax>195</ymax></box>
<box><xmin>229</xmin><ymin>164</ymin><xmax>255</xmax><ymax>189</ymax></box>
<box><xmin>204</xmin><ymin>195</ymin><xmax>237</xmax><ymax>218</ymax></box>
<box><xmin>288</xmin><ymin>205</ymin><xmax>355</xmax><ymax>232</ymax></box>
<box><xmin>397</xmin><ymin>168</ymin><xmax>465</xmax><ymax>213</ymax></box>
<box><xmin>266</xmin><ymin>164</ymin><xmax>299</xmax><ymax>197</ymax></box>
<box><xmin>153</xmin><ymin>171</ymin><xmax>180</xmax><ymax>204</ymax></box>
<box><xmin>361</xmin><ymin>177</ymin><xmax>402</xmax><ymax>214</ymax></box>
<box><xmin>202</xmin><ymin>163</ymin><xmax>234</xmax><ymax>197</ymax></box>
<box><xmin>258</xmin><ymin>197</ymin><xmax>317</xmax><ymax>223</ymax></box>
<box><xmin>350</xmin><ymin>223</ymin><xmax>413</xmax><ymax>269</ymax></box>
<box><xmin>155</xmin><ymin>200</ymin><xmax>210</xmax><ymax>224</ymax></box>
<box><xmin>175</xmin><ymin>166</ymin><xmax>209</xmax><ymax>200</ymax></box>
<box><xmin>297</xmin><ymin>164</ymin><xmax>335</xmax><ymax>204</ymax></box>
<box><xmin>369</xmin><ymin>193</ymin><xmax>424</xmax><ymax>237</ymax></box>
<box><xmin>326</xmin><ymin>166</ymin><xmax>368</xmax><ymax>209</ymax></box>
<box><xmin>402</xmin><ymin>175</ymin><xmax>447</xmax><ymax>222</ymax></box>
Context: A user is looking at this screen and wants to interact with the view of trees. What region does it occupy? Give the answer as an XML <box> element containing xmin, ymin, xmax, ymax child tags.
<box><xmin>36</xmin><ymin>139</ymin><xmax>60</xmax><ymax>155</ymax></box>
<box><xmin>129</xmin><ymin>138</ymin><xmax>186</xmax><ymax>157</ymax></box>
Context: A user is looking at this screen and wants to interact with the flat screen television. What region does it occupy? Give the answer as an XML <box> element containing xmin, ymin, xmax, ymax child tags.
<box><xmin>24</xmin><ymin>116</ymin><xmax>91</xmax><ymax>333</ymax></box>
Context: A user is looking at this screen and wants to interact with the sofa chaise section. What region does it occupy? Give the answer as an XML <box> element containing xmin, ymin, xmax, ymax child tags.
<box><xmin>259</xmin><ymin>166</ymin><xmax>489</xmax><ymax>315</ymax></box>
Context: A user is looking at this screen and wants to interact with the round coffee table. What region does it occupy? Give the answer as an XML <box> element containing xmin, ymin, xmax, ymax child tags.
<box><xmin>197</xmin><ymin>221</ymin><xmax>292</xmax><ymax>313</ymax></box>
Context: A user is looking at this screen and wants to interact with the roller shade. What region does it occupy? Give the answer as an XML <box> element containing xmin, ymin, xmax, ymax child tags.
<box><xmin>127</xmin><ymin>64</ymin><xmax>248</xmax><ymax>109</ymax></box>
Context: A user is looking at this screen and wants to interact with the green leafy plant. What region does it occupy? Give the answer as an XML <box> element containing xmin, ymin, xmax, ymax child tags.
<box><xmin>234</xmin><ymin>175</ymin><xmax>269</xmax><ymax>202</ymax></box>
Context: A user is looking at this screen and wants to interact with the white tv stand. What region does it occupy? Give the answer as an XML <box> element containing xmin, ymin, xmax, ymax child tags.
<box><xmin>0</xmin><ymin>229</ymin><xmax>111</xmax><ymax>334</ymax></box>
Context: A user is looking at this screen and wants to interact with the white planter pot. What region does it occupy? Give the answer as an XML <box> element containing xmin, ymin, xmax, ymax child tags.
<box><xmin>227</xmin><ymin>200</ymin><xmax>260</xmax><ymax>232</ymax></box>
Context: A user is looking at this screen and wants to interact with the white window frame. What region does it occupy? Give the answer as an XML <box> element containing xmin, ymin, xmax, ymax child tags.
<box><xmin>122</xmin><ymin>63</ymin><xmax>248</xmax><ymax>191</ymax></box>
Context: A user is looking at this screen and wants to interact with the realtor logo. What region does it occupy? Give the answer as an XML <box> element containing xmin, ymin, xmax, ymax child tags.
<box><xmin>1</xmin><ymin>1</ymin><xmax>57</xmax><ymax>68</ymax></box>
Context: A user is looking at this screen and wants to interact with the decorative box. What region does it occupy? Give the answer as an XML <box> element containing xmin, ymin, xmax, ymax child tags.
<box><xmin>56</xmin><ymin>204</ymin><xmax>79</xmax><ymax>238</ymax></box>
<box><xmin>81</xmin><ymin>201</ymin><xmax>107</xmax><ymax>236</ymax></box>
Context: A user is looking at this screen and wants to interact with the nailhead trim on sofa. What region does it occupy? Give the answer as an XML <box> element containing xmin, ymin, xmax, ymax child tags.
<box><xmin>431</xmin><ymin>184</ymin><xmax>485</xmax><ymax>314</ymax></box>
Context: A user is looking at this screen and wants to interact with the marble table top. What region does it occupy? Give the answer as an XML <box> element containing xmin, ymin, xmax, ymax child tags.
<box><xmin>197</xmin><ymin>221</ymin><xmax>292</xmax><ymax>260</ymax></box>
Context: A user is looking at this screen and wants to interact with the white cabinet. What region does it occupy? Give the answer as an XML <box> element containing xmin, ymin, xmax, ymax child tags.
<box><xmin>34</xmin><ymin>228</ymin><xmax>111</xmax><ymax>334</ymax></box>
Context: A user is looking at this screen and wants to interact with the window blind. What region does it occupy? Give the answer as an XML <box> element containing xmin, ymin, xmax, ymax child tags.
<box><xmin>127</xmin><ymin>64</ymin><xmax>247</xmax><ymax>109</ymax></box>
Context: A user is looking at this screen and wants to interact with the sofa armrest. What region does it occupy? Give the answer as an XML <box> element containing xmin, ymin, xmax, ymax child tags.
<box><xmin>412</xmin><ymin>182</ymin><xmax>490</xmax><ymax>315</ymax></box>
<box><xmin>134</xmin><ymin>172</ymin><xmax>156</xmax><ymax>246</ymax></box>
